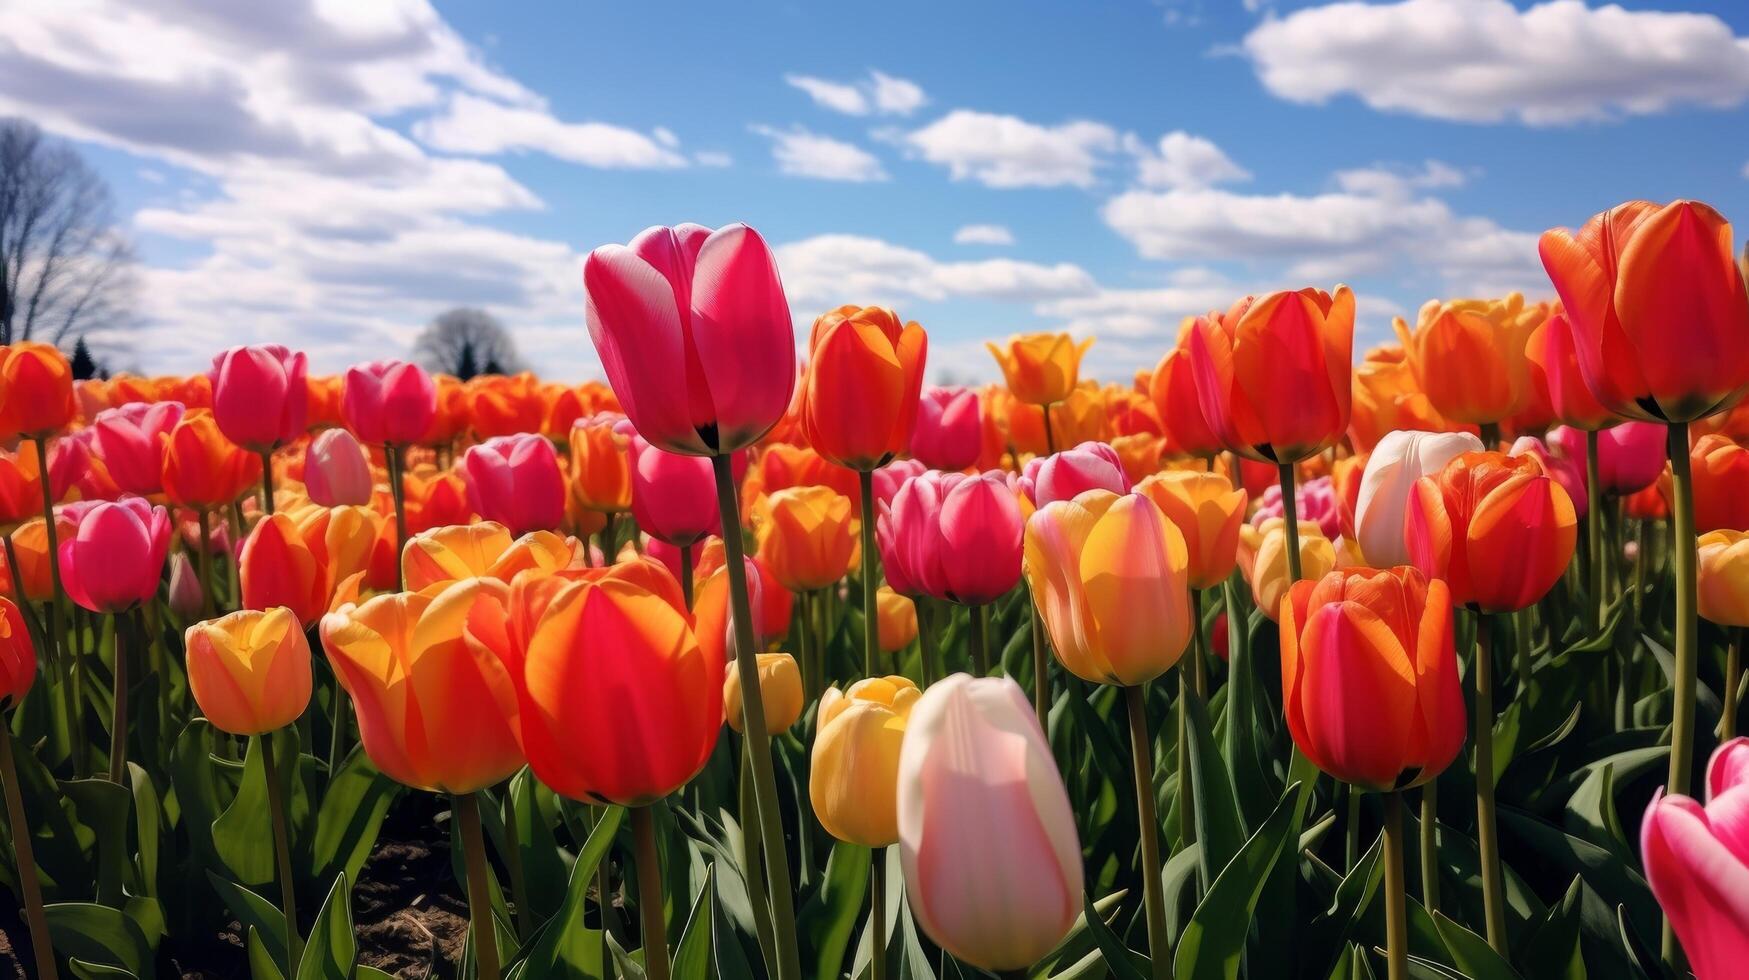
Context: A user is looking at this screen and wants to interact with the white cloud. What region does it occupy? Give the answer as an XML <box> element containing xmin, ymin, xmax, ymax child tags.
<box><xmin>1243</xmin><ymin>0</ymin><xmax>1749</xmax><ymax>125</ymax></box>
<box><xmin>953</xmin><ymin>224</ymin><xmax>1015</xmax><ymax>246</ymax></box>
<box><xmin>784</xmin><ymin>70</ymin><xmax>927</xmax><ymax>116</ymax></box>
<box><xmin>1034</xmin><ymin>268</ymin><xmax>1250</xmax><ymax>340</ymax></box>
<box><xmin>903</xmin><ymin>110</ymin><xmax>1119</xmax><ymax>188</ymax></box>
<box><xmin>775</xmin><ymin>234</ymin><xmax>1096</xmax><ymax>309</ymax></box>
<box><xmin>412</xmin><ymin>93</ymin><xmax>687</xmax><ymax>168</ymax></box>
<box><xmin>1127</xmin><ymin>131</ymin><xmax>1251</xmax><ymax>190</ymax></box>
<box><xmin>750</xmin><ymin>125</ymin><xmax>888</xmax><ymax>182</ymax></box>
<box><xmin>1333</xmin><ymin>160</ymin><xmax>1467</xmax><ymax>198</ymax></box>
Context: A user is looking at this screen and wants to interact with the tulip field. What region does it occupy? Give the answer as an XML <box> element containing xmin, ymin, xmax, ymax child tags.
<box><xmin>0</xmin><ymin>204</ymin><xmax>1746</xmax><ymax>980</ymax></box>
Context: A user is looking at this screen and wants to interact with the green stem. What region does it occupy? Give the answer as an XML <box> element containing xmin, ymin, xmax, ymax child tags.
<box><xmin>1725</xmin><ymin>628</ymin><xmax>1742</xmax><ymax>740</ymax></box>
<box><xmin>1383</xmin><ymin>791</ymin><xmax>1408</xmax><ymax>980</ymax></box>
<box><xmin>456</xmin><ymin>792</ymin><xmax>502</xmax><ymax>980</ymax></box>
<box><xmin>1177</xmin><ymin>660</ymin><xmax>1197</xmax><ymax>851</ymax></box>
<box><xmin>796</xmin><ymin>590</ymin><xmax>814</xmax><ymax>703</ymax></box>
<box><xmin>1030</xmin><ymin>601</ymin><xmax>1049</xmax><ymax>727</ymax></box>
<box><xmin>917</xmin><ymin>597</ymin><xmax>939</xmax><ymax>688</ymax></box>
<box><xmin>1277</xmin><ymin>462</ymin><xmax>1302</xmax><ymax>584</ymax></box>
<box><xmin>858</xmin><ymin>470</ymin><xmax>879</xmax><ymax>679</ymax></box>
<box><xmin>0</xmin><ymin>716</ymin><xmax>58</xmax><ymax>980</ymax></box>
<box><xmin>1124</xmin><ymin>684</ymin><xmax>1170</xmax><ymax>980</ymax></box>
<box><xmin>261</xmin><ymin>732</ymin><xmax>302</xmax><ymax>974</ymax></box>
<box><xmin>1345</xmin><ymin>785</ymin><xmax>1361</xmax><ymax>871</ymax></box>
<box><xmin>710</xmin><ymin>454</ymin><xmax>801</xmax><ymax>980</ymax></box>
<box><xmin>502</xmin><ymin>785</ymin><xmax>531</xmax><ymax>941</ymax></box>
<box><xmin>387</xmin><ymin>444</ymin><xmax>408</xmax><ymax>591</ymax></box>
<box><xmin>196</xmin><ymin>509</ymin><xmax>217</xmax><ymax>617</ymax></box>
<box><xmin>228</xmin><ymin>502</ymin><xmax>246</xmax><ymax>608</ymax></box>
<box><xmin>1514</xmin><ymin>607</ymin><xmax>1533</xmax><ymax>690</ymax></box>
<box><xmin>679</xmin><ymin>544</ymin><xmax>694</xmax><ymax>612</ymax></box>
<box><xmin>632</xmin><ymin>805</ymin><xmax>670</xmax><ymax>980</ymax></box>
<box><xmin>968</xmin><ymin>604</ymin><xmax>989</xmax><ymax>676</ymax></box>
<box><xmin>1586</xmin><ymin>430</ymin><xmax>1604</xmax><ymax>633</ymax></box>
<box><xmin>106</xmin><ymin>611</ymin><xmax>129</xmax><ymax>783</ymax></box>
<box><xmin>870</xmin><ymin>846</ymin><xmax>889</xmax><ymax>980</ymax></box>
<box><xmin>1419</xmin><ymin>780</ymin><xmax>1440</xmax><ymax>915</ymax></box>
<box><xmin>738</xmin><ymin>742</ymin><xmax>778</xmax><ymax>969</ymax></box>
<box><xmin>1042</xmin><ymin>404</ymin><xmax>1057</xmax><ymax>456</ymax></box>
<box><xmin>259</xmin><ymin>448</ymin><xmax>277</xmax><ymax>516</ymax></box>
<box><xmin>1473</xmin><ymin>614</ymin><xmax>1508</xmax><ymax>957</ymax></box>
<box><xmin>1632</xmin><ymin>517</ymin><xmax>1649</xmax><ymax>627</ymax></box>
<box><xmin>29</xmin><ymin>435</ymin><xmax>79</xmax><ymax>776</ymax></box>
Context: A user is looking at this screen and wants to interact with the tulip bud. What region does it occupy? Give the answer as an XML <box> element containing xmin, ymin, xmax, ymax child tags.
<box><xmin>1393</xmin><ymin>293</ymin><xmax>1543</xmax><ymax>426</ymax></box>
<box><xmin>162</xmin><ymin>410</ymin><xmax>262</xmax><ymax>510</ymax></box>
<box><xmin>186</xmin><ymin>606</ymin><xmax>312</xmax><ymax>736</ymax></box>
<box><xmin>876</xmin><ymin>586</ymin><xmax>917</xmax><ymax>653</ymax></box>
<box><xmin>167</xmin><ymin>552</ymin><xmax>204</xmax><ymax>619</ymax></box>
<box><xmin>803</xmin><ymin>306</ymin><xmax>928</xmax><ymax>471</ymax></box>
<box><xmin>240</xmin><ymin>512</ymin><xmax>327</xmax><ymax>625</ymax></box>
<box><xmin>811</xmin><ymin>676</ymin><xmax>920</xmax><ymax>846</ymax></box>
<box><xmin>0</xmin><ymin>341</ymin><xmax>77</xmax><ymax>439</ymax></box>
<box><xmin>342</xmin><ymin>359</ymin><xmax>436</xmax><ymax>446</ymax></box>
<box><xmin>1547</xmin><ymin>422</ymin><xmax>1664</xmax><ymax>496</ymax></box>
<box><xmin>1406</xmin><ymin>451</ymin><xmax>1577</xmax><ymax>613</ymax></box>
<box><xmin>1641</xmin><ymin>737</ymin><xmax>1749</xmax><ymax>980</ymax></box>
<box><xmin>304</xmin><ymin>428</ymin><xmax>374</xmax><ymax>506</ymax></box>
<box><xmin>628</xmin><ymin>434</ymin><xmax>722</xmax><ymax>547</ymax></box>
<box><xmin>1239</xmin><ymin>518</ymin><xmax>1336</xmax><ymax>621</ymax></box>
<box><xmin>1021</xmin><ymin>440</ymin><xmax>1130</xmax><ymax>507</ymax></box>
<box><xmin>568</xmin><ymin>413</ymin><xmax>633</xmax><ymax>513</ymax></box>
<box><xmin>878</xmin><ymin>471</ymin><xmax>1024</xmax><ymax>606</ymax></box>
<box><xmin>210</xmin><ymin>345</ymin><xmax>308</xmax><ymax>451</ymax></box>
<box><xmin>93</xmin><ymin>401</ymin><xmax>185</xmax><ymax>495</ymax></box>
<box><xmin>898</xmin><ymin>674</ymin><xmax>1081</xmax><ymax>971</ymax></box>
<box><xmin>724</xmin><ymin>653</ymin><xmax>803</xmax><ymax>735</ymax></box>
<box><xmin>1677</xmin><ymin>435</ymin><xmax>1749</xmax><ymax>534</ymax></box>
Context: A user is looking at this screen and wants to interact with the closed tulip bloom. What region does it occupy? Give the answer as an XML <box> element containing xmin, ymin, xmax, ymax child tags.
<box><xmin>465</xmin><ymin>372</ymin><xmax>544</xmax><ymax>438</ymax></box>
<box><xmin>629</xmin><ymin>435</ymin><xmax>722</xmax><ymax>547</ymax></box>
<box><xmin>803</xmin><ymin>306</ymin><xmax>928</xmax><ymax>470</ymax></box>
<box><xmin>0</xmin><ymin>341</ymin><xmax>77</xmax><ymax>438</ymax></box>
<box><xmin>93</xmin><ymin>401</ymin><xmax>184</xmax><ymax>495</ymax></box>
<box><xmin>60</xmin><ymin>498</ymin><xmax>172</xmax><ymax>613</ymax></box>
<box><xmin>1134</xmin><ymin>470</ymin><xmax>1247</xmax><ymax>589</ymax></box>
<box><xmin>321</xmin><ymin>578</ymin><xmax>524</xmax><ymax>793</ymax></box>
<box><xmin>1699</xmin><ymin>531</ymin><xmax>1749</xmax><ymax>627</ymax></box>
<box><xmin>1189</xmin><ymin>287</ymin><xmax>1355</xmax><ymax>464</ymax></box>
<box><xmin>1509</xmin><ymin>436</ymin><xmax>1588</xmax><ymax>520</ymax></box>
<box><xmin>1020</xmin><ymin>441</ymin><xmax>1130</xmax><ymax>507</ymax></box>
<box><xmin>295</xmin><ymin>504</ymin><xmax>383</xmax><ymax>597</ymax></box>
<box><xmin>210</xmin><ymin>345</ymin><xmax>308</xmax><ymax>451</ymax></box>
<box><xmin>878</xmin><ymin>470</ymin><xmax>1024</xmax><ymax>605</ymax></box>
<box><xmin>1526</xmin><ymin>309</ymin><xmax>1615</xmax><ymax>430</ymax></box>
<box><xmin>912</xmin><ymin>387</ymin><xmax>982</xmax><ymax>471</ymax></box>
<box><xmin>1354</xmin><ymin>430</ymin><xmax>1484</xmax><ymax>568</ymax></box>
<box><xmin>516</xmin><ymin>571</ymin><xmax>723</xmax><ymax>804</ymax></box>
<box><xmin>542</xmin><ymin>384</ymin><xmax>588</xmax><ymax>438</ymax></box>
<box><xmin>1547</xmin><ymin>422</ymin><xmax>1664</xmax><ymax>496</ymax></box>
<box><xmin>812</xmin><ymin>675</ymin><xmax>920</xmax><ymax>847</ymax></box>
<box><xmin>1239</xmin><ymin>518</ymin><xmax>1337</xmax><ymax>621</ymax></box>
<box><xmin>402</xmin><ymin>465</ymin><xmax>471</xmax><ymax>533</ymax></box>
<box><xmin>1627</xmin><ymin>483</ymin><xmax>1670</xmax><ymax>521</ymax></box>
<box><xmin>1677</xmin><ymin>435</ymin><xmax>1749</xmax><ymax>534</ymax></box>
<box><xmin>241</xmin><ymin>512</ymin><xmax>327</xmax><ymax>624</ymax></box>
<box><xmin>1280</xmin><ymin>566</ymin><xmax>1466</xmax><ymax>790</ymax></box>
<box><xmin>1110</xmin><ymin>433</ymin><xmax>1164</xmax><ymax>483</ymax></box>
<box><xmin>1406</xmin><ymin>451</ymin><xmax>1578</xmax><ymax>613</ymax></box>
<box><xmin>5</xmin><ymin>515</ymin><xmax>75</xmax><ymax>601</ymax></box>
<box><xmin>898</xmin><ymin>674</ymin><xmax>1081</xmax><ymax>971</ymax></box>
<box><xmin>343</xmin><ymin>359</ymin><xmax>436</xmax><ymax>446</ymax></box>
<box><xmin>750</xmin><ymin>443</ymin><xmax>860</xmax><ymax>509</ymax></box>
<box><xmin>402</xmin><ymin>522</ymin><xmax>514</xmax><ymax>591</ymax></box>
<box><xmin>0</xmin><ymin>443</ymin><xmax>43</xmax><ymax>524</ymax></box>
<box><xmin>752</xmin><ymin>485</ymin><xmax>857</xmax><ymax>592</ymax></box>
<box><xmin>1024</xmin><ymin>491</ymin><xmax>1191</xmax><ymax>686</ymax></box>
<box><xmin>1149</xmin><ymin>339</ymin><xmax>1224</xmax><ymax>459</ymax></box>
<box><xmin>871</xmin><ymin>458</ymin><xmax>928</xmax><ymax>511</ymax></box>
<box><xmin>724</xmin><ymin>653</ymin><xmax>803</xmax><ymax>735</ymax></box>
<box><xmin>987</xmin><ymin>332</ymin><xmax>1092</xmax><ymax>406</ymax></box>
<box><xmin>162</xmin><ymin>410</ymin><xmax>262</xmax><ymax>509</ymax></box>
<box><xmin>1641</xmin><ymin>738</ymin><xmax>1749</xmax><ymax>980</ymax></box>
<box><xmin>305</xmin><ymin>375</ymin><xmax>343</xmax><ymax>430</ymax></box>
<box><xmin>876</xmin><ymin>586</ymin><xmax>918</xmax><ymax>653</ymax></box>
<box><xmin>186</xmin><ymin>607</ymin><xmax>312</xmax><ymax>736</ymax></box>
<box><xmin>584</xmin><ymin>222</ymin><xmax>794</xmax><ymax>456</ymax></box>
<box><xmin>167</xmin><ymin>552</ymin><xmax>204</xmax><ymax>619</ymax></box>
<box><xmin>0</xmin><ymin>598</ymin><xmax>34</xmax><ymax>704</ymax></box>
<box><xmin>568</xmin><ymin>413</ymin><xmax>633</xmax><ymax>513</ymax></box>
<box><xmin>461</xmin><ymin>434</ymin><xmax>564</xmax><ymax>536</ymax></box>
<box><xmin>1394</xmin><ymin>294</ymin><xmax>1544</xmax><ymax>425</ymax></box>
<box><xmin>50</xmin><ymin>431</ymin><xmax>116</xmax><ymax>502</ymax></box>
<box><xmin>423</xmin><ymin>375</ymin><xmax>466</xmax><ymax>444</ymax></box>
<box><xmin>304</xmin><ymin>428</ymin><xmax>374</xmax><ymax>506</ymax></box>
<box><xmin>1541</xmin><ymin>200</ymin><xmax>1749</xmax><ymax>423</ymax></box>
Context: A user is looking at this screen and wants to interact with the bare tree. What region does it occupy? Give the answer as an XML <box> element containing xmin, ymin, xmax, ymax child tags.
<box><xmin>0</xmin><ymin>119</ymin><xmax>136</xmax><ymax>347</ymax></box>
<box><xmin>412</xmin><ymin>307</ymin><xmax>524</xmax><ymax>380</ymax></box>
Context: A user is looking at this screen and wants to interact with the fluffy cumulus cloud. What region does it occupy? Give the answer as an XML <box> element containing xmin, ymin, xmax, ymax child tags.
<box><xmin>1126</xmin><ymin>131</ymin><xmax>1251</xmax><ymax>190</ymax></box>
<box><xmin>1243</xmin><ymin>0</ymin><xmax>1749</xmax><ymax>125</ymax></box>
<box><xmin>0</xmin><ymin>0</ymin><xmax>699</xmax><ymax>375</ymax></box>
<box><xmin>953</xmin><ymin>224</ymin><xmax>1016</xmax><ymax>246</ymax></box>
<box><xmin>902</xmin><ymin>110</ymin><xmax>1120</xmax><ymax>188</ymax></box>
<box><xmin>750</xmin><ymin>125</ymin><xmax>888</xmax><ymax>182</ymax></box>
<box><xmin>785</xmin><ymin>70</ymin><xmax>928</xmax><ymax>116</ymax></box>
<box><xmin>775</xmin><ymin>234</ymin><xmax>1097</xmax><ymax>309</ymax></box>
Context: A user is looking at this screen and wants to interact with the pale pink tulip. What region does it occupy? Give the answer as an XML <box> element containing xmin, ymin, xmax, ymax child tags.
<box><xmin>304</xmin><ymin>428</ymin><xmax>374</xmax><ymax>507</ymax></box>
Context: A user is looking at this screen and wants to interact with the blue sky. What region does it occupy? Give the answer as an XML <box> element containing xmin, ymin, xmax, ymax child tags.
<box><xmin>6</xmin><ymin>0</ymin><xmax>1749</xmax><ymax>382</ymax></box>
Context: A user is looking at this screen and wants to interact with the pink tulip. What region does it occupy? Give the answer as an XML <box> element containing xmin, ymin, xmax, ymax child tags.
<box><xmin>878</xmin><ymin>470</ymin><xmax>1023</xmax><ymax>605</ymax></box>
<box><xmin>304</xmin><ymin>428</ymin><xmax>374</xmax><ymax>507</ymax></box>
<box><xmin>583</xmin><ymin>223</ymin><xmax>794</xmax><ymax>457</ymax></box>
<box><xmin>1642</xmin><ymin>737</ymin><xmax>1749</xmax><ymax>980</ymax></box>
<box><xmin>646</xmin><ymin>536</ymin><xmax>708</xmax><ymax>582</ymax></box>
<box><xmin>209</xmin><ymin>345</ymin><xmax>308</xmax><ymax>451</ymax></box>
<box><xmin>460</xmin><ymin>433</ymin><xmax>565</xmax><ymax>537</ymax></box>
<box><xmin>93</xmin><ymin>401</ymin><xmax>184</xmax><ymax>494</ymax></box>
<box><xmin>898</xmin><ymin>673</ymin><xmax>1082</xmax><ymax>971</ymax></box>
<box><xmin>59</xmin><ymin>497</ymin><xmax>172</xmax><ymax>613</ymax></box>
<box><xmin>1509</xmin><ymin>436</ymin><xmax>1588</xmax><ymax>520</ymax></box>
<box><xmin>1548</xmin><ymin>422</ymin><xmax>1666</xmax><ymax>496</ymax></box>
<box><xmin>873</xmin><ymin>458</ymin><xmax>928</xmax><ymax>509</ymax></box>
<box><xmin>1251</xmin><ymin>474</ymin><xmax>1342</xmax><ymax>543</ymax></box>
<box><xmin>1021</xmin><ymin>441</ymin><xmax>1130</xmax><ymax>507</ymax></box>
<box><xmin>167</xmin><ymin>552</ymin><xmax>203</xmax><ymax>619</ymax></box>
<box><xmin>49</xmin><ymin>430</ymin><xmax>111</xmax><ymax>501</ymax></box>
<box><xmin>911</xmin><ymin>387</ymin><xmax>982</xmax><ymax>471</ymax></box>
<box><xmin>343</xmin><ymin>359</ymin><xmax>437</xmax><ymax>446</ymax></box>
<box><xmin>178</xmin><ymin>510</ymin><xmax>232</xmax><ymax>555</ymax></box>
<box><xmin>629</xmin><ymin>434</ymin><xmax>726</xmax><ymax>548</ymax></box>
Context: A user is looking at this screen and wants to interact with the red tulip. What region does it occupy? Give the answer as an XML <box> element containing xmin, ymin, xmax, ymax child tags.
<box><xmin>0</xmin><ymin>597</ymin><xmax>34</xmax><ymax>704</ymax></box>
<box><xmin>911</xmin><ymin>387</ymin><xmax>982</xmax><ymax>471</ymax></box>
<box><xmin>240</xmin><ymin>512</ymin><xmax>328</xmax><ymax>625</ymax></box>
<box><xmin>93</xmin><ymin>401</ymin><xmax>185</xmax><ymax>495</ymax></box>
<box><xmin>59</xmin><ymin>498</ymin><xmax>172</xmax><ymax>613</ymax></box>
<box><xmin>343</xmin><ymin>359</ymin><xmax>436</xmax><ymax>446</ymax></box>
<box><xmin>209</xmin><ymin>345</ymin><xmax>308</xmax><ymax>451</ymax></box>
<box><xmin>1526</xmin><ymin>309</ymin><xmax>1615</xmax><ymax>430</ymax></box>
<box><xmin>461</xmin><ymin>434</ymin><xmax>565</xmax><ymax>536</ymax></box>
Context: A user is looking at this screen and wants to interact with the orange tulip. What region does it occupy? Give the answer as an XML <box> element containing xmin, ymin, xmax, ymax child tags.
<box><xmin>515</xmin><ymin>569</ymin><xmax>722</xmax><ymax>804</ymax></box>
<box><xmin>402</xmin><ymin>464</ymin><xmax>472</xmax><ymax>533</ymax></box>
<box><xmin>294</xmin><ymin>504</ymin><xmax>384</xmax><ymax>600</ymax></box>
<box><xmin>0</xmin><ymin>341</ymin><xmax>76</xmax><ymax>439</ymax></box>
<box><xmin>1006</xmin><ymin>387</ymin><xmax>1106</xmax><ymax>458</ymax></box>
<box><xmin>1349</xmin><ymin>346</ymin><xmax>1466</xmax><ymax>454</ymax></box>
<box><xmin>1280</xmin><ymin>566</ymin><xmax>1465</xmax><ymax>791</ymax></box>
<box><xmin>752</xmin><ymin>485</ymin><xmax>857</xmax><ymax>593</ymax></box>
<box><xmin>241</xmin><ymin>513</ymin><xmax>327</xmax><ymax>625</ymax></box>
<box><xmin>402</xmin><ymin>522</ymin><xmax>513</xmax><ymax>590</ymax></box>
<box><xmin>306</xmin><ymin>375</ymin><xmax>344</xmax><ymax>430</ymax></box>
<box><xmin>875</xmin><ymin>586</ymin><xmax>918</xmax><ymax>653</ymax></box>
<box><xmin>0</xmin><ymin>442</ymin><xmax>44</xmax><ymax>525</ymax></box>
<box><xmin>1393</xmin><ymin>294</ymin><xmax>1545</xmax><ymax>426</ymax></box>
<box><xmin>568</xmin><ymin>413</ymin><xmax>633</xmax><ymax>513</ymax></box>
<box><xmin>423</xmin><ymin>375</ymin><xmax>468</xmax><ymax>445</ymax></box>
<box><xmin>542</xmin><ymin>383</ymin><xmax>588</xmax><ymax>438</ymax></box>
<box><xmin>1134</xmin><ymin>470</ymin><xmax>1247</xmax><ymax>590</ymax></box>
<box><xmin>1406</xmin><ymin>451</ymin><xmax>1577</xmax><ymax>612</ymax></box>
<box><xmin>491</xmin><ymin>530</ymin><xmax>584</xmax><ymax>582</ymax></box>
<box><xmin>1148</xmin><ymin>328</ymin><xmax>1223</xmax><ymax>459</ymax></box>
<box><xmin>747</xmin><ymin>443</ymin><xmax>860</xmax><ymax>519</ymax></box>
<box><xmin>802</xmin><ymin>306</ymin><xmax>927</xmax><ymax>471</ymax></box>
<box><xmin>987</xmin><ymin>332</ymin><xmax>1092</xmax><ymax>407</ymax></box>
<box><xmin>723</xmin><ymin>652</ymin><xmax>803</xmax><ymax>734</ymax></box>
<box><xmin>1540</xmin><ymin>200</ymin><xmax>1749</xmax><ymax>423</ymax></box>
<box><xmin>4</xmin><ymin>514</ymin><xmax>75</xmax><ymax>601</ymax></box>
<box><xmin>1188</xmin><ymin>287</ymin><xmax>1354</xmax><ymax>464</ymax></box>
<box><xmin>466</xmin><ymin>372</ymin><xmax>544</xmax><ymax>438</ymax></box>
<box><xmin>1110</xmin><ymin>433</ymin><xmax>1164</xmax><ymax>483</ymax></box>
<box><xmin>1679</xmin><ymin>434</ymin><xmax>1749</xmax><ymax>533</ymax></box>
<box><xmin>321</xmin><ymin>578</ymin><xmax>524</xmax><ymax>793</ymax></box>
<box><xmin>162</xmin><ymin>410</ymin><xmax>262</xmax><ymax>509</ymax></box>
<box><xmin>186</xmin><ymin>607</ymin><xmax>312</xmax><ymax>736</ymax></box>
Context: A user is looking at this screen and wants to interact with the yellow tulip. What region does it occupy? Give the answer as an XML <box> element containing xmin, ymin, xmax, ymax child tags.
<box><xmin>1699</xmin><ymin>530</ymin><xmax>1749</xmax><ymax>627</ymax></box>
<box><xmin>1239</xmin><ymin>518</ymin><xmax>1336</xmax><ymax>620</ymax></box>
<box><xmin>986</xmin><ymin>332</ymin><xmax>1093</xmax><ymax>407</ymax></box>
<box><xmin>186</xmin><ymin>606</ymin><xmax>312</xmax><ymax>736</ymax></box>
<box><xmin>403</xmin><ymin>522</ymin><xmax>515</xmax><ymax>591</ymax></box>
<box><xmin>752</xmin><ymin>485</ymin><xmax>857</xmax><ymax>592</ymax></box>
<box><xmin>724</xmin><ymin>652</ymin><xmax>803</xmax><ymax>735</ymax></box>
<box><xmin>1133</xmin><ymin>471</ymin><xmax>1247</xmax><ymax>590</ymax></box>
<box><xmin>876</xmin><ymin>586</ymin><xmax>918</xmax><ymax>653</ymax></box>
<box><xmin>810</xmin><ymin>675</ymin><xmax>920</xmax><ymax>846</ymax></box>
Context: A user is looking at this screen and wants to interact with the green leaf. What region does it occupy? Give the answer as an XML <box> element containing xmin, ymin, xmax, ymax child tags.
<box><xmin>1038</xmin><ymin>891</ymin><xmax>1130</xmax><ymax>977</ymax></box>
<box><xmin>671</xmin><ymin>866</ymin><xmax>715</xmax><ymax>980</ymax></box>
<box><xmin>508</xmin><ymin>767</ymin><xmax>568</xmax><ymax>924</ymax></box>
<box><xmin>294</xmin><ymin>873</ymin><xmax>355</xmax><ymax>980</ymax></box>
<box><xmin>514</xmin><ymin>805</ymin><xmax>622</xmax><ymax>979</ymax></box>
<box><xmin>310</xmin><ymin>745</ymin><xmax>397</xmax><ymax>886</ymax></box>
<box><xmin>125</xmin><ymin>762</ymin><xmax>162</xmax><ymax>899</ymax></box>
<box><xmin>1497</xmin><ymin>808</ymin><xmax>1659</xmax><ymax>944</ymax></box>
<box><xmin>798</xmin><ymin>840</ymin><xmax>870</xmax><ymax>980</ymax></box>
<box><xmin>1080</xmin><ymin>892</ymin><xmax>1148</xmax><ymax>980</ymax></box>
<box><xmin>59</xmin><ymin>778</ymin><xmax>132</xmax><ymax>908</ymax></box>
<box><xmin>1431</xmin><ymin>912</ymin><xmax>1522</xmax><ymax>980</ymax></box>
<box><xmin>247</xmin><ymin>926</ymin><xmax>288</xmax><ymax>980</ymax></box>
<box><xmin>206</xmin><ymin>871</ymin><xmax>288</xmax><ymax>969</ymax></box>
<box><xmin>215</xmin><ymin>730</ymin><xmax>299</xmax><ymax>890</ymax></box>
<box><xmin>44</xmin><ymin>902</ymin><xmax>154</xmax><ymax>979</ymax></box>
<box><xmin>1517</xmin><ymin>877</ymin><xmax>1586</xmax><ymax>980</ymax></box>
<box><xmin>711</xmin><ymin>864</ymin><xmax>761</xmax><ymax>980</ymax></box>
<box><xmin>1182</xmin><ymin>686</ymin><xmax>1245</xmax><ymax>889</ymax></box>
<box><xmin>168</xmin><ymin>720</ymin><xmax>224</xmax><ymax>871</ymax></box>
<box><xmin>1174</xmin><ymin>782</ymin><xmax>1303</xmax><ymax>980</ymax></box>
